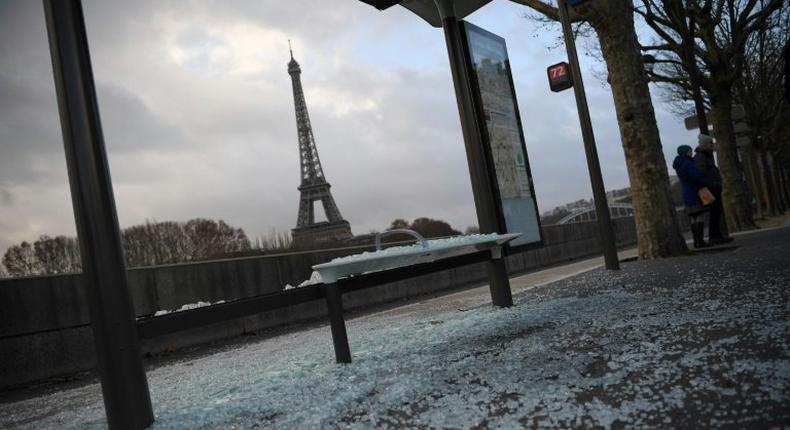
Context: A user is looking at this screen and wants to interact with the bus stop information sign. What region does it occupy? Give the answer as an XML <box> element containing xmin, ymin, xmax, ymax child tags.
<box><xmin>459</xmin><ymin>21</ymin><xmax>543</xmax><ymax>251</ymax></box>
<box><xmin>547</xmin><ymin>62</ymin><xmax>572</xmax><ymax>92</ymax></box>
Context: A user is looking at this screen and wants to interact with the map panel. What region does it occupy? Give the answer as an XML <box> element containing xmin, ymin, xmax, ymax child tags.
<box><xmin>463</xmin><ymin>22</ymin><xmax>541</xmax><ymax>247</ymax></box>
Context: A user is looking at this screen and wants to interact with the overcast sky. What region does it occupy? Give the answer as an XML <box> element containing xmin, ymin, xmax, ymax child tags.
<box><xmin>0</xmin><ymin>0</ymin><xmax>698</xmax><ymax>256</ymax></box>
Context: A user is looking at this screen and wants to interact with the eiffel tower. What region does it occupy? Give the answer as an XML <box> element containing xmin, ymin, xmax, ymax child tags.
<box><xmin>288</xmin><ymin>45</ymin><xmax>352</xmax><ymax>245</ymax></box>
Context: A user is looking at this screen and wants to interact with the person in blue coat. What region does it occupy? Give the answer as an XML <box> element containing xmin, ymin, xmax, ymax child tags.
<box><xmin>673</xmin><ymin>145</ymin><xmax>709</xmax><ymax>248</ymax></box>
<box><xmin>694</xmin><ymin>134</ymin><xmax>733</xmax><ymax>244</ymax></box>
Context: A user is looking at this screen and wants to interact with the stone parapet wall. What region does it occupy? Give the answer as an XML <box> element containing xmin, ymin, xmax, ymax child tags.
<box><xmin>0</xmin><ymin>218</ymin><xmax>638</xmax><ymax>390</ymax></box>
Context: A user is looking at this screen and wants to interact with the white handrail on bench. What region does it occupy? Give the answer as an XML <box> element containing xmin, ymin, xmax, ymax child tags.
<box><xmin>374</xmin><ymin>229</ymin><xmax>428</xmax><ymax>251</ymax></box>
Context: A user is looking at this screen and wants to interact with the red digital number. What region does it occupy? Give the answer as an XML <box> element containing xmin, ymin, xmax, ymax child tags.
<box><xmin>549</xmin><ymin>65</ymin><xmax>567</xmax><ymax>80</ymax></box>
<box><xmin>547</xmin><ymin>62</ymin><xmax>572</xmax><ymax>92</ymax></box>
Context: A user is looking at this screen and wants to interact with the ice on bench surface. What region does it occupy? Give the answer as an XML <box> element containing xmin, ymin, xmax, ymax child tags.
<box><xmin>312</xmin><ymin>233</ymin><xmax>521</xmax><ymax>283</ymax></box>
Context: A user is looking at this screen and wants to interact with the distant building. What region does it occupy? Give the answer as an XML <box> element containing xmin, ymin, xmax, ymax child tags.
<box><xmin>541</xmin><ymin>187</ymin><xmax>633</xmax><ymax>225</ymax></box>
<box><xmin>540</xmin><ymin>178</ymin><xmax>683</xmax><ymax>225</ymax></box>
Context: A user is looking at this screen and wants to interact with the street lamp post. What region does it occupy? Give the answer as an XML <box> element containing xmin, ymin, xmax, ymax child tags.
<box><xmin>557</xmin><ymin>0</ymin><xmax>620</xmax><ymax>270</ymax></box>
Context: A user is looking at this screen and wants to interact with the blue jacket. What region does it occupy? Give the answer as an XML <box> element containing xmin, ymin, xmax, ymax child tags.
<box><xmin>672</xmin><ymin>154</ymin><xmax>705</xmax><ymax>208</ymax></box>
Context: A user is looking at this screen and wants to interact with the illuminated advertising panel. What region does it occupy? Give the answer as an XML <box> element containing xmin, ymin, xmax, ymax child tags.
<box><xmin>460</xmin><ymin>21</ymin><xmax>543</xmax><ymax>250</ymax></box>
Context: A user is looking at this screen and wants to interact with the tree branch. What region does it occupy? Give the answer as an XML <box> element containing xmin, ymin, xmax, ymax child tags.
<box><xmin>640</xmin><ymin>43</ymin><xmax>673</xmax><ymax>51</ymax></box>
<box><xmin>647</xmin><ymin>72</ymin><xmax>690</xmax><ymax>86</ymax></box>
<box><xmin>509</xmin><ymin>0</ymin><xmax>583</xmax><ymax>22</ymax></box>
<box><xmin>635</xmin><ymin>7</ymin><xmax>682</xmax><ymax>50</ymax></box>
<box><xmin>653</xmin><ymin>58</ymin><xmax>686</xmax><ymax>67</ymax></box>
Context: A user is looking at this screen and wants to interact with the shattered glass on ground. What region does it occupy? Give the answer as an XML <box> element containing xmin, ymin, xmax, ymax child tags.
<box><xmin>1</xmin><ymin>228</ymin><xmax>788</xmax><ymax>429</ymax></box>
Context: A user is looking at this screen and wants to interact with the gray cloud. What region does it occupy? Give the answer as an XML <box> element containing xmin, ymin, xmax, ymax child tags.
<box><xmin>97</xmin><ymin>83</ymin><xmax>191</xmax><ymax>153</ymax></box>
<box><xmin>0</xmin><ymin>188</ymin><xmax>12</xmax><ymax>207</ymax></box>
<box><xmin>0</xmin><ymin>0</ymin><xmax>698</xmax><ymax>258</ymax></box>
<box><xmin>0</xmin><ymin>74</ymin><xmax>65</xmax><ymax>185</ymax></box>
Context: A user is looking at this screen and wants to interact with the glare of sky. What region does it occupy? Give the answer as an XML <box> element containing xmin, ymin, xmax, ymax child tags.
<box><xmin>0</xmin><ymin>0</ymin><xmax>697</xmax><ymax>257</ymax></box>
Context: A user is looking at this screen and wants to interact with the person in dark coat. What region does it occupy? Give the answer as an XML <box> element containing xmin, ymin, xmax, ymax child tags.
<box><xmin>694</xmin><ymin>134</ymin><xmax>733</xmax><ymax>244</ymax></box>
<box><xmin>673</xmin><ymin>144</ymin><xmax>709</xmax><ymax>248</ymax></box>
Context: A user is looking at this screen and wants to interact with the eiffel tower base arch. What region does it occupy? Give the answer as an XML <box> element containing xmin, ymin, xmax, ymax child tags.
<box><xmin>292</xmin><ymin>221</ymin><xmax>352</xmax><ymax>247</ymax></box>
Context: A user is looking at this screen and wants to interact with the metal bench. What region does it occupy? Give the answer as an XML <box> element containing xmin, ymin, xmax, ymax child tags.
<box><xmin>137</xmin><ymin>232</ymin><xmax>520</xmax><ymax>363</ymax></box>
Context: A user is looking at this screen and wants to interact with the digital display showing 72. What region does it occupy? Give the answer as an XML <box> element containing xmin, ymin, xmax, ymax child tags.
<box><xmin>547</xmin><ymin>62</ymin><xmax>572</xmax><ymax>92</ymax></box>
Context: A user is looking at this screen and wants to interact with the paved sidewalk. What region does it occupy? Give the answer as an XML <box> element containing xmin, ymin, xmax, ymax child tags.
<box><xmin>1</xmin><ymin>226</ymin><xmax>788</xmax><ymax>429</ymax></box>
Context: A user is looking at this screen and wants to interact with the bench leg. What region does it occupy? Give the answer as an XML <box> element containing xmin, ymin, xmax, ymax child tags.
<box><xmin>322</xmin><ymin>282</ymin><xmax>351</xmax><ymax>363</ymax></box>
<box><xmin>486</xmin><ymin>258</ymin><xmax>513</xmax><ymax>308</ymax></box>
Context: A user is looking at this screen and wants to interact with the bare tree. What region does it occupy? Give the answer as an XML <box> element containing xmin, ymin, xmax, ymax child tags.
<box><xmin>122</xmin><ymin>220</ymin><xmax>190</xmax><ymax>266</ymax></box>
<box><xmin>1</xmin><ymin>218</ymin><xmax>253</xmax><ymax>277</ymax></box>
<box><xmin>733</xmin><ymin>3</ymin><xmax>790</xmax><ymax>215</ymax></box>
<box><xmin>2</xmin><ymin>236</ymin><xmax>82</xmax><ymax>276</ymax></box>
<box><xmin>383</xmin><ymin>217</ymin><xmax>462</xmax><ymax>242</ymax></box>
<box><xmin>409</xmin><ymin>217</ymin><xmax>462</xmax><ymax>238</ymax></box>
<box><xmin>33</xmin><ymin>235</ymin><xmax>82</xmax><ymax>274</ymax></box>
<box><xmin>124</xmin><ymin>218</ymin><xmax>251</xmax><ymax>265</ymax></box>
<box><xmin>388</xmin><ymin>219</ymin><xmax>410</xmax><ymax>230</ymax></box>
<box><xmin>184</xmin><ymin>218</ymin><xmax>250</xmax><ymax>260</ymax></box>
<box><xmin>253</xmin><ymin>229</ymin><xmax>293</xmax><ymax>252</ymax></box>
<box><xmin>642</xmin><ymin>2</ymin><xmax>789</xmax><ymax>216</ymax></box>
<box><xmin>635</xmin><ymin>0</ymin><xmax>782</xmax><ymax>231</ymax></box>
<box><xmin>512</xmin><ymin>0</ymin><xmax>688</xmax><ymax>258</ymax></box>
<box><xmin>2</xmin><ymin>241</ymin><xmax>42</xmax><ymax>277</ymax></box>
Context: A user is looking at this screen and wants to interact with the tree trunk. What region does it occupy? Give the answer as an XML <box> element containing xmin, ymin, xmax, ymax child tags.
<box><xmin>784</xmin><ymin>169</ymin><xmax>790</xmax><ymax>207</ymax></box>
<box><xmin>741</xmin><ymin>145</ymin><xmax>764</xmax><ymax>218</ymax></box>
<box><xmin>759</xmin><ymin>150</ymin><xmax>780</xmax><ymax>216</ymax></box>
<box><xmin>590</xmin><ymin>2</ymin><xmax>688</xmax><ymax>258</ymax></box>
<box><xmin>708</xmin><ymin>88</ymin><xmax>758</xmax><ymax>231</ymax></box>
<box><xmin>782</xmin><ymin>168</ymin><xmax>790</xmax><ymax>209</ymax></box>
<box><xmin>764</xmin><ymin>150</ymin><xmax>785</xmax><ymax>216</ymax></box>
<box><xmin>768</xmin><ymin>151</ymin><xmax>787</xmax><ymax>214</ymax></box>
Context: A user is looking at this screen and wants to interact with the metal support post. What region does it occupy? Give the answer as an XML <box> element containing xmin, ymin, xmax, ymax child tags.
<box><xmin>485</xmin><ymin>256</ymin><xmax>512</xmax><ymax>305</ymax></box>
<box><xmin>323</xmin><ymin>282</ymin><xmax>352</xmax><ymax>363</ymax></box>
<box><xmin>558</xmin><ymin>0</ymin><xmax>620</xmax><ymax>270</ymax></box>
<box><xmin>437</xmin><ymin>1</ymin><xmax>513</xmax><ymax>305</ymax></box>
<box><xmin>42</xmin><ymin>1</ymin><xmax>153</xmax><ymax>428</ymax></box>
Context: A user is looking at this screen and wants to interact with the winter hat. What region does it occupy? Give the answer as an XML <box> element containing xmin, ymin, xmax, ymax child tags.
<box><xmin>698</xmin><ymin>134</ymin><xmax>714</xmax><ymax>145</ymax></box>
<box><xmin>677</xmin><ymin>145</ymin><xmax>693</xmax><ymax>156</ymax></box>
